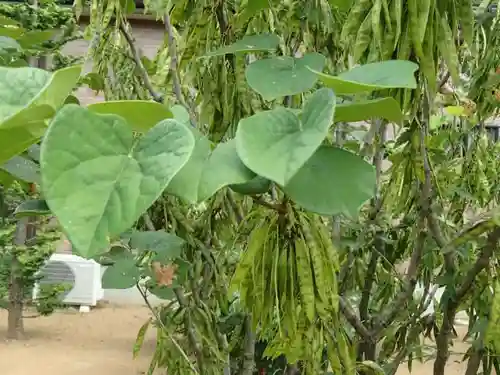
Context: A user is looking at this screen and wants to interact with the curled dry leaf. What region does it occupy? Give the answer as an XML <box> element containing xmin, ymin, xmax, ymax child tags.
<box><xmin>152</xmin><ymin>261</ymin><xmax>178</xmax><ymax>286</ymax></box>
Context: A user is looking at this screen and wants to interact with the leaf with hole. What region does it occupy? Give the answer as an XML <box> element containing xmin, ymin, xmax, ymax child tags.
<box><xmin>284</xmin><ymin>145</ymin><xmax>375</xmax><ymax>216</ymax></box>
<box><xmin>311</xmin><ymin>60</ymin><xmax>418</xmax><ymax>94</ymax></box>
<box><xmin>101</xmin><ymin>258</ymin><xmax>140</xmax><ymax>289</ymax></box>
<box><xmin>236</xmin><ymin>88</ymin><xmax>335</xmax><ymax>186</ymax></box>
<box><xmin>245</xmin><ymin>53</ymin><xmax>326</xmax><ymax>100</ymax></box>
<box><xmin>40</xmin><ymin>105</ymin><xmax>195</xmax><ymax>258</ymax></box>
<box><xmin>204</xmin><ymin>34</ymin><xmax>280</xmax><ymax>57</ymax></box>
<box><xmin>129</xmin><ymin>230</ymin><xmax>185</xmax><ymax>261</ymax></box>
<box><xmin>87</xmin><ymin>100</ymin><xmax>173</xmax><ymax>132</ymax></box>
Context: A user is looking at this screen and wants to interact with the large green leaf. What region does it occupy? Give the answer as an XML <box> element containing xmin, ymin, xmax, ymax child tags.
<box><xmin>0</xmin><ymin>155</ymin><xmax>39</xmax><ymax>183</ymax></box>
<box><xmin>0</xmin><ymin>65</ymin><xmax>82</xmax><ymax>129</ymax></box>
<box><xmin>311</xmin><ymin>60</ymin><xmax>418</xmax><ymax>94</ymax></box>
<box><xmin>335</xmin><ymin>97</ymin><xmax>404</xmax><ymax>123</ymax></box>
<box><xmin>40</xmin><ymin>105</ymin><xmax>195</xmax><ymax>258</ymax></box>
<box><xmin>284</xmin><ymin>145</ymin><xmax>375</xmax><ymax>216</ymax></box>
<box><xmin>204</xmin><ymin>34</ymin><xmax>280</xmax><ymax>57</ymax></box>
<box><xmin>245</xmin><ymin>53</ymin><xmax>326</xmax><ymax>101</ymax></box>
<box><xmin>101</xmin><ymin>258</ymin><xmax>140</xmax><ymax>289</ymax></box>
<box><xmin>87</xmin><ymin>100</ymin><xmax>173</xmax><ymax>132</ymax></box>
<box><xmin>165</xmin><ymin>128</ymin><xmax>211</xmax><ymax>203</ymax></box>
<box><xmin>236</xmin><ymin>88</ymin><xmax>336</xmax><ymax>186</ymax></box>
<box><xmin>198</xmin><ymin>139</ymin><xmax>256</xmax><ymax>201</ymax></box>
<box><xmin>129</xmin><ymin>230</ymin><xmax>185</xmax><ymax>261</ymax></box>
<box><xmin>0</xmin><ymin>123</ymin><xmax>46</xmax><ymax>164</ymax></box>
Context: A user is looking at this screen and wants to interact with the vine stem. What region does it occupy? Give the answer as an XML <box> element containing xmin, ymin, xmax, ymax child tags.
<box><xmin>433</xmin><ymin>227</ymin><xmax>500</xmax><ymax>375</ymax></box>
<box><xmin>135</xmin><ymin>284</ymin><xmax>199</xmax><ymax>374</ymax></box>
<box><xmin>339</xmin><ymin>297</ymin><xmax>371</xmax><ymax>341</ymax></box>
<box><xmin>174</xmin><ymin>287</ymin><xmax>206</xmax><ymax>374</ymax></box>
<box><xmin>371</xmin><ymin>112</ymin><xmax>431</xmax><ymax>335</ymax></box>
<box><xmin>118</xmin><ymin>23</ymin><xmax>163</xmax><ymax>103</ymax></box>
<box><xmin>163</xmin><ymin>10</ymin><xmax>196</xmax><ymax>126</ymax></box>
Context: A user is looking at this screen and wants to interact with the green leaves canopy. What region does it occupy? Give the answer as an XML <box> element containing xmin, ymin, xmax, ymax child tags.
<box><xmin>40</xmin><ymin>105</ymin><xmax>195</xmax><ymax>258</ymax></box>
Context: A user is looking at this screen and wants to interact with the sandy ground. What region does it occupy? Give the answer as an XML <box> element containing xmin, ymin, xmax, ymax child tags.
<box><xmin>0</xmin><ymin>303</ymin><xmax>158</xmax><ymax>375</ymax></box>
<box><xmin>0</xmin><ymin>303</ymin><xmax>477</xmax><ymax>375</ymax></box>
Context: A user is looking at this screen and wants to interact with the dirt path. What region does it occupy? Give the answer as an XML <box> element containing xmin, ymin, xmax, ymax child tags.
<box><xmin>0</xmin><ymin>303</ymin><xmax>158</xmax><ymax>375</ymax></box>
<box><xmin>0</xmin><ymin>303</ymin><xmax>477</xmax><ymax>375</ymax></box>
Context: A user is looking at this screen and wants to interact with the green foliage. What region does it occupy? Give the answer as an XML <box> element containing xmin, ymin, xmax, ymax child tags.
<box><xmin>97</xmin><ymin>230</ymin><xmax>186</xmax><ymax>298</ymax></box>
<box><xmin>40</xmin><ymin>105</ymin><xmax>195</xmax><ymax>257</ymax></box>
<box><xmin>0</xmin><ymin>215</ymin><xmax>61</xmax><ymax>309</ymax></box>
<box><xmin>34</xmin><ymin>282</ymin><xmax>71</xmax><ymax>316</ymax></box>
<box><xmin>4</xmin><ymin>0</ymin><xmax>500</xmax><ymax>373</ymax></box>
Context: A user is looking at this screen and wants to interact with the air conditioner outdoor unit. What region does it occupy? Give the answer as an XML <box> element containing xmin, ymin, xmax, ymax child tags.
<box><xmin>33</xmin><ymin>253</ymin><xmax>104</xmax><ymax>307</ymax></box>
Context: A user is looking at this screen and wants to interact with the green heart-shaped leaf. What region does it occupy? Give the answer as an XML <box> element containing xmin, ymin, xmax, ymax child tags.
<box><xmin>198</xmin><ymin>139</ymin><xmax>256</xmax><ymax>201</ymax></box>
<box><xmin>245</xmin><ymin>53</ymin><xmax>326</xmax><ymax>101</ymax></box>
<box><xmin>204</xmin><ymin>34</ymin><xmax>280</xmax><ymax>57</ymax></box>
<box><xmin>311</xmin><ymin>60</ymin><xmax>418</xmax><ymax>94</ymax></box>
<box><xmin>40</xmin><ymin>105</ymin><xmax>195</xmax><ymax>258</ymax></box>
<box><xmin>284</xmin><ymin>145</ymin><xmax>375</xmax><ymax>216</ymax></box>
<box><xmin>335</xmin><ymin>97</ymin><xmax>403</xmax><ymax>123</ymax></box>
<box><xmin>102</xmin><ymin>258</ymin><xmax>140</xmax><ymax>289</ymax></box>
<box><xmin>129</xmin><ymin>230</ymin><xmax>185</xmax><ymax>261</ymax></box>
<box><xmin>165</xmin><ymin>128</ymin><xmax>212</xmax><ymax>203</ymax></box>
<box><xmin>236</xmin><ymin>88</ymin><xmax>335</xmax><ymax>186</ymax></box>
<box><xmin>87</xmin><ymin>100</ymin><xmax>173</xmax><ymax>132</ymax></box>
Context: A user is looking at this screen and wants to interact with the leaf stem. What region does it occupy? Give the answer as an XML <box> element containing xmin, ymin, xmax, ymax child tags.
<box><xmin>135</xmin><ymin>284</ymin><xmax>198</xmax><ymax>374</ymax></box>
<box><xmin>119</xmin><ymin>22</ymin><xmax>163</xmax><ymax>103</ymax></box>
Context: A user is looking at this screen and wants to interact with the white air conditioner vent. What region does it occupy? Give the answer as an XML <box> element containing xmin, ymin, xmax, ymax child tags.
<box><xmin>33</xmin><ymin>254</ymin><xmax>104</xmax><ymax>307</ymax></box>
<box><xmin>37</xmin><ymin>260</ymin><xmax>76</xmax><ymax>300</ymax></box>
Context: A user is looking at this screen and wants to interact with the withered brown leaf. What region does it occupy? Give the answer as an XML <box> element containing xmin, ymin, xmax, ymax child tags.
<box><xmin>151</xmin><ymin>261</ymin><xmax>178</xmax><ymax>286</ymax></box>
